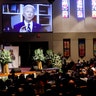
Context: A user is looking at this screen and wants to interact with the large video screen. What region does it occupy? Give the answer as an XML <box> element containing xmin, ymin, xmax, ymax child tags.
<box><xmin>2</xmin><ymin>4</ymin><xmax>52</xmax><ymax>33</ymax></box>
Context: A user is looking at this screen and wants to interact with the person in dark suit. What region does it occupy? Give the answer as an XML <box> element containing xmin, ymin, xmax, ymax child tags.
<box><xmin>13</xmin><ymin>4</ymin><xmax>45</xmax><ymax>32</ymax></box>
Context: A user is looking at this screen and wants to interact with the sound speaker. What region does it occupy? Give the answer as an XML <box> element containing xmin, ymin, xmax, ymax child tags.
<box><xmin>10</xmin><ymin>68</ymin><xmax>21</xmax><ymax>73</ymax></box>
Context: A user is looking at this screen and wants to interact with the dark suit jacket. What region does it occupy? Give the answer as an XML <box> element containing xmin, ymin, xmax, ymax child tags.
<box><xmin>13</xmin><ymin>21</ymin><xmax>43</xmax><ymax>32</ymax></box>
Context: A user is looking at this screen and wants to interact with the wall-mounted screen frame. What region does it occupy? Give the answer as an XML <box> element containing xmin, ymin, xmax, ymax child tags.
<box><xmin>2</xmin><ymin>3</ymin><xmax>53</xmax><ymax>33</ymax></box>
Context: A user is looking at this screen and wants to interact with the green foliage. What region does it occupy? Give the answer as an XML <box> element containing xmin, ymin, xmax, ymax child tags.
<box><xmin>33</xmin><ymin>48</ymin><xmax>45</xmax><ymax>62</ymax></box>
<box><xmin>45</xmin><ymin>49</ymin><xmax>62</xmax><ymax>69</ymax></box>
<box><xmin>45</xmin><ymin>49</ymin><xmax>53</xmax><ymax>60</ymax></box>
<box><xmin>0</xmin><ymin>49</ymin><xmax>12</xmax><ymax>64</ymax></box>
<box><xmin>32</xmin><ymin>48</ymin><xmax>62</xmax><ymax>70</ymax></box>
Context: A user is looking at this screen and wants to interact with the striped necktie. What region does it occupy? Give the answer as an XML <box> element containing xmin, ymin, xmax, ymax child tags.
<box><xmin>27</xmin><ymin>24</ymin><xmax>31</xmax><ymax>32</ymax></box>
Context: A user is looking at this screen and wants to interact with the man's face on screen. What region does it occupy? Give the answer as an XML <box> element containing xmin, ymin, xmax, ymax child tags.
<box><xmin>23</xmin><ymin>6</ymin><xmax>35</xmax><ymax>22</ymax></box>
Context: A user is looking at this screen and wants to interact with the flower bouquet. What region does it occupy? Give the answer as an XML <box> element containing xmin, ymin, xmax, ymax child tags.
<box><xmin>0</xmin><ymin>49</ymin><xmax>12</xmax><ymax>64</ymax></box>
<box><xmin>33</xmin><ymin>48</ymin><xmax>45</xmax><ymax>62</ymax></box>
<box><xmin>0</xmin><ymin>49</ymin><xmax>12</xmax><ymax>73</ymax></box>
<box><xmin>45</xmin><ymin>49</ymin><xmax>62</xmax><ymax>71</ymax></box>
<box><xmin>32</xmin><ymin>48</ymin><xmax>45</xmax><ymax>70</ymax></box>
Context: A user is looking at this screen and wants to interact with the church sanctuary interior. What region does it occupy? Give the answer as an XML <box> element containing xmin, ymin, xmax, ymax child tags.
<box><xmin>0</xmin><ymin>0</ymin><xmax>96</xmax><ymax>96</ymax></box>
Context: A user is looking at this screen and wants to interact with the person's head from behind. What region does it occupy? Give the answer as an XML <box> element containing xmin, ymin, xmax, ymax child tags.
<box><xmin>23</xmin><ymin>4</ymin><xmax>35</xmax><ymax>23</ymax></box>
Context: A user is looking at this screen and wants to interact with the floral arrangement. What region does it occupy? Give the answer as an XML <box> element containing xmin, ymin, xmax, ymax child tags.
<box><xmin>45</xmin><ymin>49</ymin><xmax>62</xmax><ymax>69</ymax></box>
<box><xmin>33</xmin><ymin>49</ymin><xmax>62</xmax><ymax>71</ymax></box>
<box><xmin>45</xmin><ymin>49</ymin><xmax>53</xmax><ymax>60</ymax></box>
<box><xmin>33</xmin><ymin>48</ymin><xmax>45</xmax><ymax>62</ymax></box>
<box><xmin>0</xmin><ymin>49</ymin><xmax>12</xmax><ymax>64</ymax></box>
<box><xmin>52</xmin><ymin>53</ymin><xmax>62</xmax><ymax>69</ymax></box>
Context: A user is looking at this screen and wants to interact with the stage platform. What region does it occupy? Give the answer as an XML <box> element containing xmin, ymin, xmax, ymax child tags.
<box><xmin>0</xmin><ymin>67</ymin><xmax>40</xmax><ymax>81</ymax></box>
<box><xmin>0</xmin><ymin>67</ymin><xmax>59</xmax><ymax>81</ymax></box>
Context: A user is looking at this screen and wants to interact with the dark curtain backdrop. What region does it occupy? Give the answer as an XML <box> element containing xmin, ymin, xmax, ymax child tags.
<box><xmin>11</xmin><ymin>42</ymin><xmax>48</xmax><ymax>67</ymax></box>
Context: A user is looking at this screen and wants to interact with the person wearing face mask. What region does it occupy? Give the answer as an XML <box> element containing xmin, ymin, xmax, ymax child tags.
<box><xmin>13</xmin><ymin>4</ymin><xmax>45</xmax><ymax>32</ymax></box>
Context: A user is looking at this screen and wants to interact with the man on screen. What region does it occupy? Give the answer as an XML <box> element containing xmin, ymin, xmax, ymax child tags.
<box><xmin>13</xmin><ymin>4</ymin><xmax>46</xmax><ymax>32</ymax></box>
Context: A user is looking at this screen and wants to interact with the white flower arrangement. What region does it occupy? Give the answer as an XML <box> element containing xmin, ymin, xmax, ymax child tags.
<box><xmin>45</xmin><ymin>50</ymin><xmax>62</xmax><ymax>69</ymax></box>
<box><xmin>33</xmin><ymin>49</ymin><xmax>62</xmax><ymax>71</ymax></box>
<box><xmin>52</xmin><ymin>53</ymin><xmax>62</xmax><ymax>69</ymax></box>
<box><xmin>0</xmin><ymin>49</ymin><xmax>12</xmax><ymax>64</ymax></box>
<box><xmin>45</xmin><ymin>49</ymin><xmax>53</xmax><ymax>60</ymax></box>
<box><xmin>33</xmin><ymin>48</ymin><xmax>45</xmax><ymax>62</ymax></box>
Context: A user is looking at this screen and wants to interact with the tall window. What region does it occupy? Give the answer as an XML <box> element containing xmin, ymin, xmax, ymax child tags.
<box><xmin>62</xmin><ymin>0</ymin><xmax>70</xmax><ymax>18</ymax></box>
<box><xmin>92</xmin><ymin>0</ymin><xmax>96</xmax><ymax>18</ymax></box>
<box><xmin>76</xmin><ymin>0</ymin><xmax>85</xmax><ymax>18</ymax></box>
